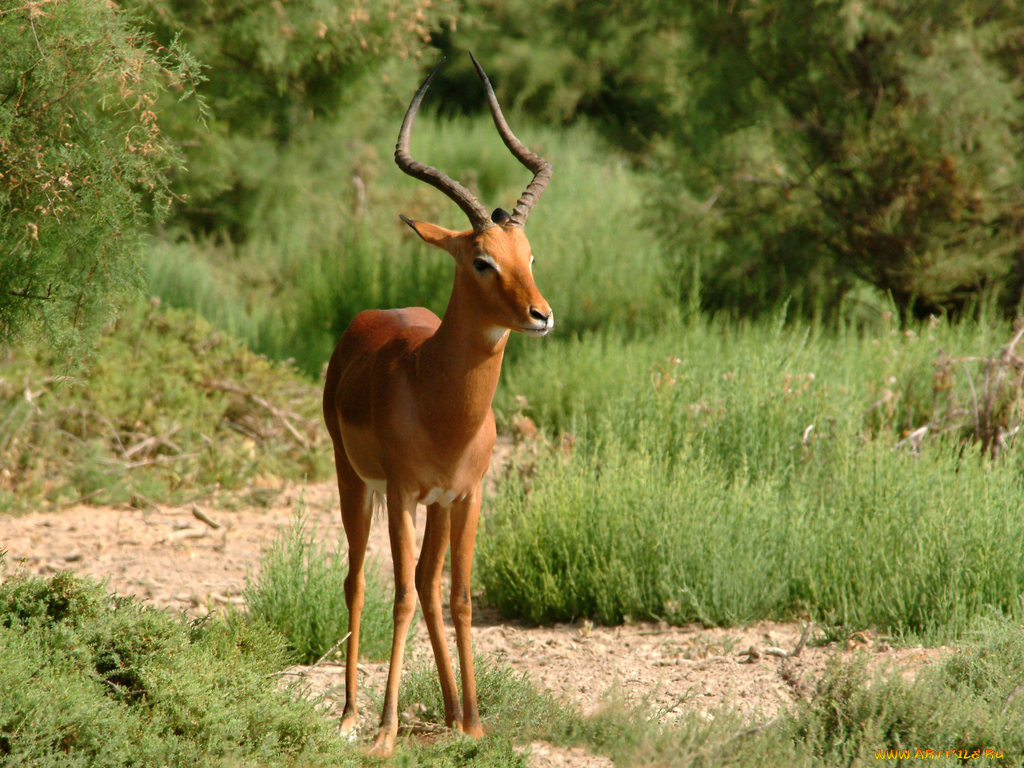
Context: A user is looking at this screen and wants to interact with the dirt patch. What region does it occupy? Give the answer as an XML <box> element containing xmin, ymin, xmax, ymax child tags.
<box><xmin>1</xmin><ymin>479</ymin><xmax>946</xmax><ymax>767</ymax></box>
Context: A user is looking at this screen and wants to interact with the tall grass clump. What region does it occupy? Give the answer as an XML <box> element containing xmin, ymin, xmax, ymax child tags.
<box><xmin>245</xmin><ymin>510</ymin><xmax>408</xmax><ymax>663</ymax></box>
<box><xmin>481</xmin><ymin>314</ymin><xmax>1024</xmax><ymax>640</ymax></box>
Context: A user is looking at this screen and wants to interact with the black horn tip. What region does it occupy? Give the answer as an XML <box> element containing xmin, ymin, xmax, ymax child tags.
<box><xmin>491</xmin><ymin>208</ymin><xmax>511</xmax><ymax>225</ymax></box>
<box><xmin>421</xmin><ymin>55</ymin><xmax>447</xmax><ymax>88</ymax></box>
<box><xmin>398</xmin><ymin>213</ymin><xmax>417</xmax><ymax>229</ymax></box>
<box><xmin>468</xmin><ymin>51</ymin><xmax>490</xmax><ymax>82</ymax></box>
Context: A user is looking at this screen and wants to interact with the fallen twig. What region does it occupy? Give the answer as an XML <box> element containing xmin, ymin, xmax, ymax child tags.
<box><xmin>399</xmin><ymin>718</ymin><xmax>449</xmax><ymax>735</ymax></box>
<box><xmin>191</xmin><ymin>505</ymin><xmax>221</xmax><ymax>529</ymax></box>
<box><xmin>59</xmin><ymin>488</ymin><xmax>107</xmax><ymax>508</ymax></box>
<box><xmin>1002</xmin><ymin>680</ymin><xmax>1024</xmax><ymax>715</ymax></box>
<box><xmin>790</xmin><ymin>622</ymin><xmax>812</xmax><ymax>658</ymax></box>
<box><xmin>309</xmin><ymin>633</ymin><xmax>351</xmax><ymax>670</ymax></box>
<box><xmin>764</xmin><ymin>623</ymin><xmax>812</xmax><ymax>659</ymax></box>
<box><xmin>123</xmin><ymin>425</ymin><xmax>182</xmax><ymax>460</ymax></box>
<box><xmin>205</xmin><ymin>379</ymin><xmax>312</xmax><ymax>449</ymax></box>
<box><xmin>157</xmin><ymin>527</ymin><xmax>207</xmax><ymax>544</ymax></box>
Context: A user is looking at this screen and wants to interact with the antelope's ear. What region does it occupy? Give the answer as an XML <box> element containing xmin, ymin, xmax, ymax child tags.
<box><xmin>398</xmin><ymin>215</ymin><xmax>466</xmax><ymax>250</ymax></box>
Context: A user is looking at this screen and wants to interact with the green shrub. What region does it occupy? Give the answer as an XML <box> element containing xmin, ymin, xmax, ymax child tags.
<box><xmin>0</xmin><ymin>571</ymin><xmax>357</xmax><ymax>767</ymax></box>
<box><xmin>653</xmin><ymin>2</ymin><xmax>1024</xmax><ymax>319</ymax></box>
<box><xmin>0</xmin><ymin>301</ymin><xmax>329</xmax><ymax>512</ymax></box>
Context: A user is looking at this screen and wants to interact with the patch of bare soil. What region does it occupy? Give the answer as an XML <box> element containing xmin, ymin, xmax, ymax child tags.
<box><xmin>0</xmin><ymin>479</ymin><xmax>946</xmax><ymax>768</ymax></box>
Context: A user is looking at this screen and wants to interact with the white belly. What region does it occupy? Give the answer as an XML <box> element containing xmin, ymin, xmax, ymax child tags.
<box><xmin>358</xmin><ymin>476</ymin><xmax>463</xmax><ymax>508</ymax></box>
<box><xmin>422</xmin><ymin>487</ymin><xmax>459</xmax><ymax>506</ymax></box>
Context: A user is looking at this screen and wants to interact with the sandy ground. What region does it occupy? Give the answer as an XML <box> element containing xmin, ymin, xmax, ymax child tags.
<box><xmin>1</xmin><ymin>479</ymin><xmax>946</xmax><ymax>767</ymax></box>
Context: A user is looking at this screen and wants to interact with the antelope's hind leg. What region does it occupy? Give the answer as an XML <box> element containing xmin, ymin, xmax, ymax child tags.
<box><xmin>370</xmin><ymin>487</ymin><xmax>419</xmax><ymax>757</ymax></box>
<box><xmin>334</xmin><ymin>451</ymin><xmax>373</xmax><ymax>736</ymax></box>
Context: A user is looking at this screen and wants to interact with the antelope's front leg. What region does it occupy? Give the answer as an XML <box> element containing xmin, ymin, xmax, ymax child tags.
<box><xmin>370</xmin><ymin>487</ymin><xmax>419</xmax><ymax>757</ymax></box>
<box><xmin>450</xmin><ymin>490</ymin><xmax>484</xmax><ymax>738</ymax></box>
<box><xmin>415</xmin><ymin>505</ymin><xmax>462</xmax><ymax>729</ymax></box>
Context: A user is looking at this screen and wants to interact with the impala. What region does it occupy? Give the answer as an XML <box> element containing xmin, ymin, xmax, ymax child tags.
<box><xmin>322</xmin><ymin>54</ymin><xmax>553</xmax><ymax>756</ymax></box>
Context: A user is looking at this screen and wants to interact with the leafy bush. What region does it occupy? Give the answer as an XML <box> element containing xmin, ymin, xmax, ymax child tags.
<box><xmin>244</xmin><ymin>510</ymin><xmax>406</xmax><ymax>663</ymax></box>
<box><xmin>0</xmin><ymin>571</ymin><xmax>357</xmax><ymax>767</ymax></box>
<box><xmin>0</xmin><ymin>0</ymin><xmax>198</xmax><ymax>357</ymax></box>
<box><xmin>0</xmin><ymin>301</ymin><xmax>329</xmax><ymax>512</ymax></box>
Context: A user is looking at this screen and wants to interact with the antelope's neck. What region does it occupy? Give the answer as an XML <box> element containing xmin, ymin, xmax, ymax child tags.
<box><xmin>418</xmin><ymin>292</ymin><xmax>509</xmax><ymax>437</ymax></box>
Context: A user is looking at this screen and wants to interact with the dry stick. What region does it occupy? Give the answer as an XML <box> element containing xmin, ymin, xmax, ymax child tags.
<box><xmin>730</xmin><ymin>715</ymin><xmax>781</xmax><ymax>742</ymax></box>
<box><xmin>1002</xmin><ymin>322</ymin><xmax>1024</xmax><ymax>363</ymax></box>
<box><xmin>400</xmin><ymin>718</ymin><xmax>449</xmax><ymax>735</ymax></box>
<box><xmin>250</xmin><ymin>393</ymin><xmax>310</xmax><ymax>448</ymax></box>
<box><xmin>59</xmin><ymin>488</ymin><xmax>107</xmax><ymax>508</ymax></box>
<box><xmin>121</xmin><ymin>452</ymin><xmax>199</xmax><ymax>471</ymax></box>
<box><xmin>157</xmin><ymin>528</ymin><xmax>207</xmax><ymax>544</ymax></box>
<box><xmin>1002</xmin><ymin>681</ymin><xmax>1024</xmax><ymax>715</ymax></box>
<box><xmin>124</xmin><ymin>425</ymin><xmax>182</xmax><ymax>460</ymax></box>
<box><xmin>206</xmin><ymin>379</ymin><xmax>311</xmax><ymax>448</ymax></box>
<box><xmin>789</xmin><ymin>622</ymin><xmax>812</xmax><ymax>658</ymax></box>
<box><xmin>764</xmin><ymin>622</ymin><xmax>813</xmax><ymax>659</ymax></box>
<box><xmin>191</xmin><ymin>505</ymin><xmax>221</xmax><ymax>530</ymax></box>
<box><xmin>310</xmin><ymin>633</ymin><xmax>352</xmax><ymax>668</ymax></box>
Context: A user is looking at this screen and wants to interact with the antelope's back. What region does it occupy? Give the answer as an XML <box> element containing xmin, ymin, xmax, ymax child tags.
<box><xmin>323</xmin><ymin>307</ymin><xmax>440</xmax><ymax>433</ymax></box>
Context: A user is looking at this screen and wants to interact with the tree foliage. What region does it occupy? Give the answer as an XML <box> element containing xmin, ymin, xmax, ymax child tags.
<box><xmin>122</xmin><ymin>0</ymin><xmax>457</xmax><ymax>236</ymax></box>
<box><xmin>439</xmin><ymin>1</ymin><xmax>1024</xmax><ymax>319</ymax></box>
<box><xmin>0</xmin><ymin>0</ymin><xmax>195</xmax><ymax>355</ymax></box>
<box><xmin>430</xmin><ymin>0</ymin><xmax>685</xmax><ymax>152</ymax></box>
<box><xmin>654</xmin><ymin>1</ymin><xmax>1024</xmax><ymax>319</ymax></box>
<box><xmin>7</xmin><ymin>0</ymin><xmax>1024</xmax><ymax>353</ymax></box>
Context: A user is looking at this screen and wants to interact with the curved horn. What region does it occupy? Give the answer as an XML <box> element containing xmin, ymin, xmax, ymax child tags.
<box><xmin>470</xmin><ymin>52</ymin><xmax>552</xmax><ymax>226</ymax></box>
<box><xmin>395</xmin><ymin>57</ymin><xmax>493</xmax><ymax>233</ymax></box>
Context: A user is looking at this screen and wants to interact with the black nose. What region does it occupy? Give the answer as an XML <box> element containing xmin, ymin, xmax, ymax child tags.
<box><xmin>529</xmin><ymin>307</ymin><xmax>550</xmax><ymax>323</ymax></box>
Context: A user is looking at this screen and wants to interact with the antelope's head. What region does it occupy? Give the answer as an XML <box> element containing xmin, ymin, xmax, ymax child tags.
<box><xmin>395</xmin><ymin>54</ymin><xmax>553</xmax><ymax>339</ymax></box>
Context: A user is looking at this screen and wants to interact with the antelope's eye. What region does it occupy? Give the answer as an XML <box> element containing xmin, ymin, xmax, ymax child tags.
<box><xmin>473</xmin><ymin>257</ymin><xmax>494</xmax><ymax>273</ymax></box>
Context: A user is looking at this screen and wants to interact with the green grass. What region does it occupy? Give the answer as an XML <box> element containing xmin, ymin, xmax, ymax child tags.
<box><xmin>5</xmin><ymin>566</ymin><xmax>1024</xmax><ymax>766</ymax></box>
<box><xmin>146</xmin><ymin>113</ymin><xmax>674</xmax><ymax>376</ymax></box>
<box><xmin>481</xmin><ymin>314</ymin><xmax>1024</xmax><ymax>641</ymax></box>
<box><xmin>244</xmin><ymin>508</ymin><xmax>410</xmax><ymax>664</ymax></box>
